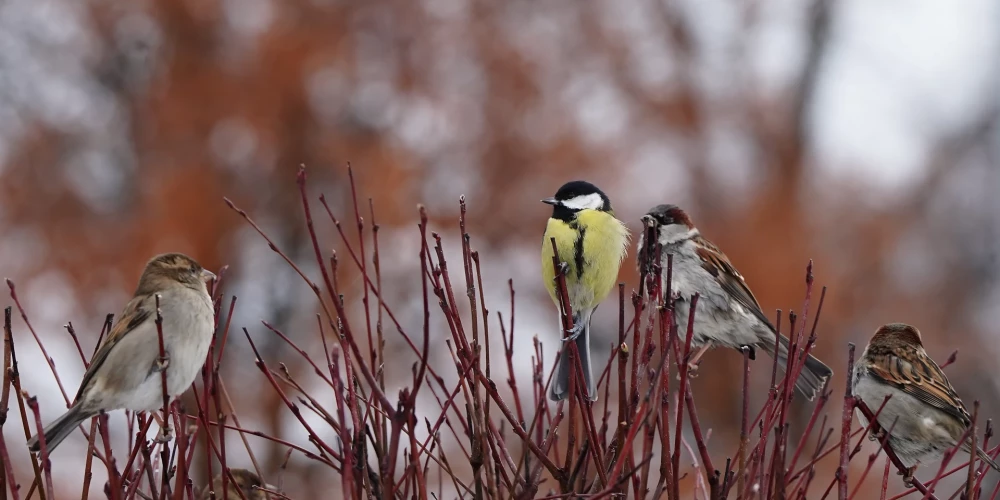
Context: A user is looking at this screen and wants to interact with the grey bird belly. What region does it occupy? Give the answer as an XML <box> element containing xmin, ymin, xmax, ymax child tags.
<box><xmin>88</xmin><ymin>287</ymin><xmax>214</xmax><ymax>412</ymax></box>
<box><xmin>665</xmin><ymin>244</ymin><xmax>768</xmax><ymax>348</ymax></box>
<box><xmin>853</xmin><ymin>373</ymin><xmax>960</xmax><ymax>467</ymax></box>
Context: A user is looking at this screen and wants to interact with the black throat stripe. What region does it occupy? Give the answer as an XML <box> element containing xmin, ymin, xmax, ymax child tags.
<box><xmin>572</xmin><ymin>222</ymin><xmax>586</xmax><ymax>279</ymax></box>
<box><xmin>552</xmin><ymin>204</ymin><xmax>576</xmax><ymax>221</ymax></box>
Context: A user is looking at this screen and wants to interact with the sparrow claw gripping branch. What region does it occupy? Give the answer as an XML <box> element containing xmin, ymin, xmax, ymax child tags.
<box><xmin>157</xmin><ymin>427</ymin><xmax>174</xmax><ymax>444</ymax></box>
<box><xmin>156</xmin><ymin>352</ymin><xmax>171</xmax><ymax>372</ymax></box>
<box><xmin>680</xmin><ymin>344</ymin><xmax>712</xmax><ymax>380</ymax></box>
<box><xmin>868</xmin><ymin>428</ymin><xmax>886</xmax><ymax>442</ymax></box>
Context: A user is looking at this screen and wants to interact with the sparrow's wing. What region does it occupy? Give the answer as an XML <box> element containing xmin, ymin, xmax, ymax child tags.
<box><xmin>693</xmin><ymin>236</ymin><xmax>775</xmax><ymax>330</ymax></box>
<box><xmin>866</xmin><ymin>348</ymin><xmax>971</xmax><ymax>426</ymax></box>
<box><xmin>74</xmin><ymin>294</ymin><xmax>152</xmax><ymax>403</ymax></box>
<box><xmin>637</xmin><ymin>229</ymin><xmax>654</xmax><ymax>277</ymax></box>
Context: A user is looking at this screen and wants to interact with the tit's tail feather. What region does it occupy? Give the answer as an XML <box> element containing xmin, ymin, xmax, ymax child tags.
<box><xmin>27</xmin><ymin>404</ymin><xmax>93</xmax><ymax>454</ymax></box>
<box><xmin>549</xmin><ymin>315</ymin><xmax>595</xmax><ymax>402</ymax></box>
<box><xmin>758</xmin><ymin>333</ymin><xmax>833</xmax><ymax>402</ymax></box>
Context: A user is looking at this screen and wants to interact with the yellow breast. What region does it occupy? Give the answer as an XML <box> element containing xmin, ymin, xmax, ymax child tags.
<box><xmin>541</xmin><ymin>210</ymin><xmax>630</xmax><ymax>311</ymax></box>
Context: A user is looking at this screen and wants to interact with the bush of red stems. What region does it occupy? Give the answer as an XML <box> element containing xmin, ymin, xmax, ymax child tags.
<box><xmin>3</xmin><ymin>166</ymin><xmax>997</xmax><ymax>499</ymax></box>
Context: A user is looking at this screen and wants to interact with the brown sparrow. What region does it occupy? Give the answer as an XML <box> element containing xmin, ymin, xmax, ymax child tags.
<box><xmin>853</xmin><ymin>323</ymin><xmax>999</xmax><ymax>479</ymax></box>
<box><xmin>199</xmin><ymin>468</ymin><xmax>276</xmax><ymax>500</ymax></box>
<box><xmin>638</xmin><ymin>204</ymin><xmax>832</xmax><ymax>400</ymax></box>
<box><xmin>28</xmin><ymin>253</ymin><xmax>216</xmax><ymax>453</ymax></box>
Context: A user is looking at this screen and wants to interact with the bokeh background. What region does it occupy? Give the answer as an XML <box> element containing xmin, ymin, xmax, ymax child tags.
<box><xmin>2</xmin><ymin>0</ymin><xmax>999</xmax><ymax>497</ymax></box>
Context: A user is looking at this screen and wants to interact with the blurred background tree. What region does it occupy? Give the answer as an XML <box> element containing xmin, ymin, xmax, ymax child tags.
<box><xmin>1</xmin><ymin>0</ymin><xmax>999</xmax><ymax>496</ymax></box>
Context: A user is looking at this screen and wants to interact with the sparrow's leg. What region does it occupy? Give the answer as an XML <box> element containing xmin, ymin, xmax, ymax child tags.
<box><xmin>155</xmin><ymin>351</ymin><xmax>171</xmax><ymax>371</ymax></box>
<box><xmin>684</xmin><ymin>344</ymin><xmax>711</xmax><ymax>378</ymax></box>
<box><xmin>899</xmin><ymin>465</ymin><xmax>917</xmax><ymax>486</ymax></box>
<box><xmin>154</xmin><ymin>401</ymin><xmax>185</xmax><ymax>442</ymax></box>
<box><xmin>157</xmin><ymin>426</ymin><xmax>174</xmax><ymax>443</ymax></box>
<box><xmin>867</xmin><ymin>427</ymin><xmax>886</xmax><ymax>442</ymax></box>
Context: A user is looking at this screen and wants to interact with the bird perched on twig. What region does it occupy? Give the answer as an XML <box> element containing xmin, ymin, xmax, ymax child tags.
<box><xmin>28</xmin><ymin>253</ymin><xmax>216</xmax><ymax>453</ymax></box>
<box><xmin>637</xmin><ymin>204</ymin><xmax>832</xmax><ymax>400</ymax></box>
<box><xmin>199</xmin><ymin>468</ymin><xmax>277</xmax><ymax>500</ymax></box>
<box><xmin>541</xmin><ymin>181</ymin><xmax>630</xmax><ymax>401</ymax></box>
<box><xmin>854</xmin><ymin>322</ymin><xmax>999</xmax><ymax>482</ymax></box>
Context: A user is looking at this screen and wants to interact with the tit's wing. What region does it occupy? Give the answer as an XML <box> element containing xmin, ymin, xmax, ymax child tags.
<box><xmin>74</xmin><ymin>294</ymin><xmax>152</xmax><ymax>403</ymax></box>
<box><xmin>693</xmin><ymin>235</ymin><xmax>775</xmax><ymax>330</ymax></box>
<box><xmin>865</xmin><ymin>347</ymin><xmax>971</xmax><ymax>426</ymax></box>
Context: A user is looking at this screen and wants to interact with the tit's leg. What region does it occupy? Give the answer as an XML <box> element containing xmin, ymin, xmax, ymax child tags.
<box><xmin>562</xmin><ymin>310</ymin><xmax>590</xmax><ymax>343</ymax></box>
<box><xmin>553</xmin><ymin>261</ymin><xmax>585</xmax><ymax>341</ymax></box>
<box><xmin>899</xmin><ymin>465</ymin><xmax>917</xmax><ymax>485</ymax></box>
<box><xmin>563</xmin><ymin>322</ymin><xmax>585</xmax><ymax>342</ymax></box>
<box><xmin>556</xmin><ymin>262</ymin><xmax>570</xmax><ymax>275</ymax></box>
<box><xmin>685</xmin><ymin>344</ymin><xmax>712</xmax><ymax>378</ymax></box>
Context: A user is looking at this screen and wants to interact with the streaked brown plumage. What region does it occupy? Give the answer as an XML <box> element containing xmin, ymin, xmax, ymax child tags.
<box><xmin>638</xmin><ymin>204</ymin><xmax>832</xmax><ymax>400</ymax></box>
<box><xmin>28</xmin><ymin>253</ymin><xmax>216</xmax><ymax>453</ymax></box>
<box><xmin>853</xmin><ymin>323</ymin><xmax>999</xmax><ymax>480</ymax></box>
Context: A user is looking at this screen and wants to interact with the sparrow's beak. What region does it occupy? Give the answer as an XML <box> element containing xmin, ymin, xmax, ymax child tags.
<box><xmin>200</xmin><ymin>269</ymin><xmax>217</xmax><ymax>283</ymax></box>
<box><xmin>642</xmin><ymin>215</ymin><xmax>658</xmax><ymax>228</ymax></box>
<box><xmin>541</xmin><ymin>197</ymin><xmax>558</xmax><ymax>206</ymax></box>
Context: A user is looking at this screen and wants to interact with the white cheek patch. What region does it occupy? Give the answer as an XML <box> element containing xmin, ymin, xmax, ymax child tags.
<box><xmin>657</xmin><ymin>224</ymin><xmax>697</xmax><ymax>245</ymax></box>
<box><xmin>562</xmin><ymin>193</ymin><xmax>604</xmax><ymax>210</ymax></box>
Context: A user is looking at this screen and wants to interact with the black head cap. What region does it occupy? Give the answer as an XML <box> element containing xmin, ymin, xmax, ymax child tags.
<box><xmin>556</xmin><ymin>180</ymin><xmax>607</xmax><ymax>203</ymax></box>
<box><xmin>542</xmin><ymin>181</ymin><xmax>612</xmax><ymax>219</ymax></box>
<box><xmin>543</xmin><ymin>181</ymin><xmax>613</xmax><ymax>220</ymax></box>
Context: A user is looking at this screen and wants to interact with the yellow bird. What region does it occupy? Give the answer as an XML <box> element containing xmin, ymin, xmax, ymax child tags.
<box><xmin>542</xmin><ymin>181</ymin><xmax>630</xmax><ymax>401</ymax></box>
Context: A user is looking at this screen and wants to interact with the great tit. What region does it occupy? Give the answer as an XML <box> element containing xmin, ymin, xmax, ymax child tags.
<box><xmin>541</xmin><ymin>181</ymin><xmax>630</xmax><ymax>401</ymax></box>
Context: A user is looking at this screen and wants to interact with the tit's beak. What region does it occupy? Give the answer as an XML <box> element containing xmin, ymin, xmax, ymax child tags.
<box><xmin>541</xmin><ymin>197</ymin><xmax>558</xmax><ymax>206</ymax></box>
<box><xmin>200</xmin><ymin>269</ymin><xmax>217</xmax><ymax>283</ymax></box>
<box><xmin>642</xmin><ymin>215</ymin><xmax>658</xmax><ymax>228</ymax></box>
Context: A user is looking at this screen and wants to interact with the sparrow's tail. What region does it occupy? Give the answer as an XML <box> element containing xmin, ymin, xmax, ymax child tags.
<box><xmin>549</xmin><ymin>312</ymin><xmax>595</xmax><ymax>402</ymax></box>
<box><xmin>965</xmin><ymin>442</ymin><xmax>1000</xmax><ymax>472</ymax></box>
<box><xmin>760</xmin><ymin>333</ymin><xmax>833</xmax><ymax>401</ymax></box>
<box><xmin>27</xmin><ymin>404</ymin><xmax>93</xmax><ymax>454</ymax></box>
